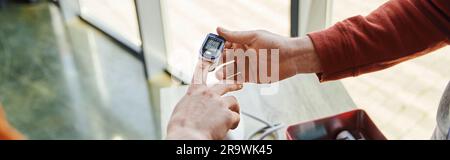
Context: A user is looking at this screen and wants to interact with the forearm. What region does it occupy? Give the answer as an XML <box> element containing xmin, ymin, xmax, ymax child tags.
<box><xmin>287</xmin><ymin>36</ymin><xmax>323</xmax><ymax>74</ymax></box>
<box><xmin>306</xmin><ymin>0</ymin><xmax>449</xmax><ymax>82</ymax></box>
<box><xmin>166</xmin><ymin>124</ymin><xmax>212</xmax><ymax>140</ymax></box>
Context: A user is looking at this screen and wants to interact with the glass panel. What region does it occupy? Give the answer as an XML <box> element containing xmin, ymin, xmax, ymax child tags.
<box><xmin>332</xmin><ymin>0</ymin><xmax>388</xmax><ymax>23</ymax></box>
<box><xmin>164</xmin><ymin>0</ymin><xmax>290</xmax><ymax>82</ymax></box>
<box><xmin>332</xmin><ymin>0</ymin><xmax>450</xmax><ymax>139</ymax></box>
<box><xmin>78</xmin><ymin>0</ymin><xmax>141</xmax><ymax>51</ymax></box>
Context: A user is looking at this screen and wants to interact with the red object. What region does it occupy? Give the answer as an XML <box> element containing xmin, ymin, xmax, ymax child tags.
<box><xmin>308</xmin><ymin>0</ymin><xmax>449</xmax><ymax>82</ymax></box>
<box><xmin>286</xmin><ymin>109</ymin><xmax>386</xmax><ymax>140</ymax></box>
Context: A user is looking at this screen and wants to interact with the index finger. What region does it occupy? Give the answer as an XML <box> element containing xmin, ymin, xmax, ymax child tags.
<box><xmin>191</xmin><ymin>59</ymin><xmax>212</xmax><ymax>85</ymax></box>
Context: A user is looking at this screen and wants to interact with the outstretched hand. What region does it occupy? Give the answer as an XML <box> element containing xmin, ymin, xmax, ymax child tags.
<box><xmin>166</xmin><ymin>60</ymin><xmax>243</xmax><ymax>140</ymax></box>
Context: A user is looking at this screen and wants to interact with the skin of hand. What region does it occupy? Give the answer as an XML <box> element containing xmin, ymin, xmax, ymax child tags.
<box><xmin>166</xmin><ymin>60</ymin><xmax>243</xmax><ymax>140</ymax></box>
<box><xmin>215</xmin><ymin>27</ymin><xmax>323</xmax><ymax>83</ymax></box>
<box><xmin>0</xmin><ymin>103</ymin><xmax>25</xmax><ymax>140</ymax></box>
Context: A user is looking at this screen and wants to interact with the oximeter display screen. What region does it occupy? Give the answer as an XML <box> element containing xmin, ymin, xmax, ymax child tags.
<box><xmin>205</xmin><ymin>39</ymin><xmax>221</xmax><ymax>54</ymax></box>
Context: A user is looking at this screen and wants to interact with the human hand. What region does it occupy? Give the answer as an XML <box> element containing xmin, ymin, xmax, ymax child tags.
<box><xmin>215</xmin><ymin>27</ymin><xmax>322</xmax><ymax>83</ymax></box>
<box><xmin>166</xmin><ymin>60</ymin><xmax>243</xmax><ymax>140</ymax></box>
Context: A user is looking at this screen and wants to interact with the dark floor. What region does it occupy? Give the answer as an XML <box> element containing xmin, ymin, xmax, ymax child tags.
<box><xmin>0</xmin><ymin>2</ymin><xmax>157</xmax><ymax>139</ymax></box>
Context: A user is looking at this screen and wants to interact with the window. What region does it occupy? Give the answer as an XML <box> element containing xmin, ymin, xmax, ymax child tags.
<box><xmin>331</xmin><ymin>0</ymin><xmax>449</xmax><ymax>139</ymax></box>
<box><xmin>163</xmin><ymin>0</ymin><xmax>291</xmax><ymax>82</ymax></box>
<box><xmin>332</xmin><ymin>0</ymin><xmax>388</xmax><ymax>23</ymax></box>
<box><xmin>78</xmin><ymin>0</ymin><xmax>141</xmax><ymax>52</ymax></box>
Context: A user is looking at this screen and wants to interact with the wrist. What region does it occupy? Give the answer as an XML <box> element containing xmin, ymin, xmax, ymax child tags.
<box><xmin>166</xmin><ymin>124</ymin><xmax>212</xmax><ymax>140</ymax></box>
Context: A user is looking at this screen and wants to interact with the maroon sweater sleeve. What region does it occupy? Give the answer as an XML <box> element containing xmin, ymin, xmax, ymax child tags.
<box><xmin>308</xmin><ymin>0</ymin><xmax>449</xmax><ymax>82</ymax></box>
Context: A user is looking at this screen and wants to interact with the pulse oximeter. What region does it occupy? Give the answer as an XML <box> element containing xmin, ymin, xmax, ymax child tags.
<box><xmin>200</xmin><ymin>33</ymin><xmax>226</xmax><ymax>72</ymax></box>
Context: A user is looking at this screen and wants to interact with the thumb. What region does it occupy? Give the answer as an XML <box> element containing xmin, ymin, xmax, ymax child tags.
<box><xmin>217</xmin><ymin>27</ymin><xmax>255</xmax><ymax>44</ymax></box>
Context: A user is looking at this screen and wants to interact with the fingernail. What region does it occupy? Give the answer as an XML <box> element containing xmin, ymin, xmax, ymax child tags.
<box><xmin>219</xmin><ymin>27</ymin><xmax>229</xmax><ymax>33</ymax></box>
